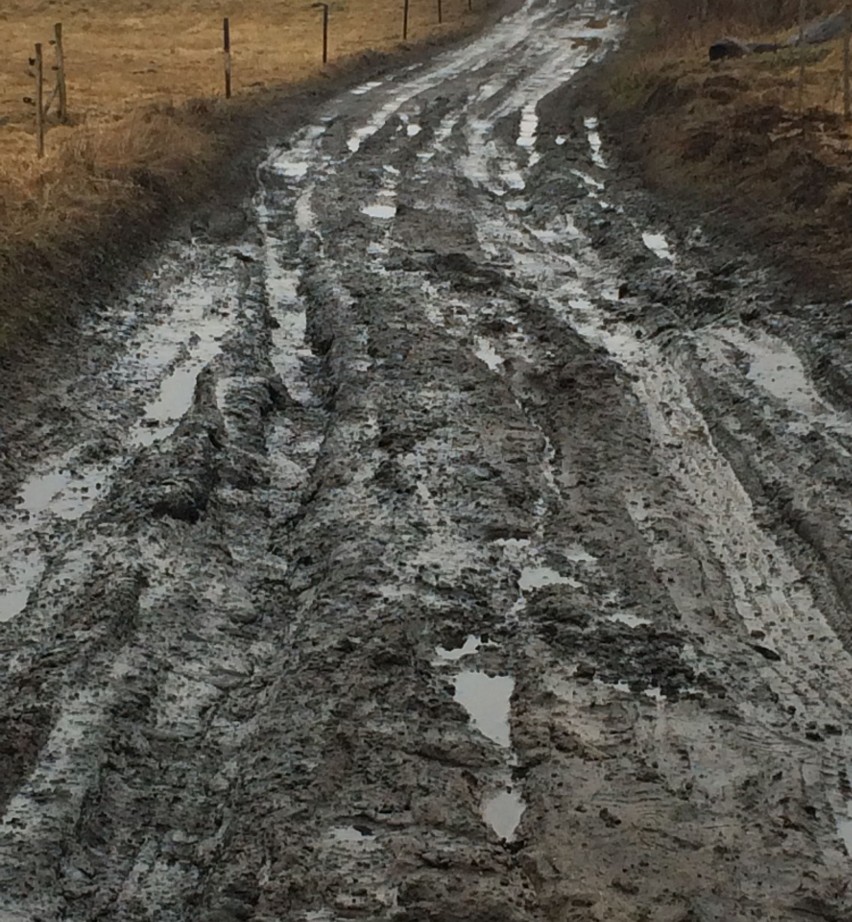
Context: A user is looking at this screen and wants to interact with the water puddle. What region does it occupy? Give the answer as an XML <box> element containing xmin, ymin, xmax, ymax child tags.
<box><xmin>435</xmin><ymin>634</ymin><xmax>484</xmax><ymax>661</ymax></box>
<box><xmin>838</xmin><ymin>814</ymin><xmax>852</xmax><ymax>855</ymax></box>
<box><xmin>269</xmin><ymin>124</ymin><xmax>326</xmax><ymax>183</ymax></box>
<box><xmin>482</xmin><ymin>786</ymin><xmax>525</xmax><ymax>841</ymax></box>
<box><xmin>433</xmin><ymin>111</ymin><xmax>460</xmax><ymax>150</ymax></box>
<box><xmin>256</xmin><ymin>197</ymin><xmax>316</xmax><ymax>407</ymax></box>
<box><xmin>641</xmin><ymin>231</ymin><xmax>675</xmax><ymax>262</ymax></box>
<box><xmin>474</xmin><ymin>337</ymin><xmax>504</xmax><ymax>372</ymax></box>
<box><xmin>516</xmin><ymin>101</ymin><xmax>539</xmax><ymax>150</ymax></box>
<box><xmin>712</xmin><ymin>328</ymin><xmax>852</xmax><ymax>431</ymax></box>
<box><xmin>518</xmin><ymin>565</ymin><xmax>576</xmax><ymax>591</ymax></box>
<box><xmin>503</xmin><ymin>170</ymin><xmax>526</xmax><ymax>192</ymax></box>
<box><xmin>493</xmin><ymin>542</ymin><xmax>584</xmax><ymax>619</ymax></box>
<box><xmin>595</xmin><ymin>677</ymin><xmax>665</xmax><ymax>702</ymax></box>
<box><xmin>745</xmin><ymin>347</ymin><xmax>815</xmax><ymax>409</ymax></box>
<box><xmin>362</xmin><ymin>203</ymin><xmax>397</xmax><ymax>220</ymax></box>
<box><xmin>0</xmin><ymin>454</ymin><xmax>108</xmax><ymax>623</ymax></box>
<box><xmin>328</xmin><ymin>825</ymin><xmax>378</xmax><ymax>849</ymax></box>
<box><xmin>1</xmin><ymin>245</ymin><xmax>241</xmax><ymax>621</ymax></box>
<box><xmin>133</xmin><ymin>363</ymin><xmax>203</xmax><ymax>445</ymax></box>
<box><xmin>0</xmin><ymin>583</ymin><xmax>33</xmax><ymax>622</ymax></box>
<box><xmin>571</xmin><ymin>169</ymin><xmax>604</xmax><ymax>192</ymax></box>
<box><xmin>584</xmin><ymin>116</ymin><xmax>607</xmax><ymax>168</ymax></box>
<box><xmin>16</xmin><ymin>459</ymin><xmax>110</xmax><ymax>520</ymax></box>
<box><xmin>453</xmin><ymin>669</ymin><xmax>526</xmax><ymax>840</ymax></box>
<box><xmin>348</xmin><ymin>124</ymin><xmax>378</xmax><ymax>153</ymax></box>
<box><xmin>295</xmin><ymin>184</ymin><xmax>318</xmax><ymax>234</ymax></box>
<box><xmin>453</xmin><ymin>671</ymin><xmax>513</xmax><ymax>747</ymax></box>
<box><xmin>272</xmin><ymin>160</ymin><xmax>310</xmax><ymax>180</ymax></box>
<box><xmin>351</xmin><ymin>80</ymin><xmax>384</xmax><ymax>96</ymax></box>
<box><xmin>0</xmin><ymin>450</ymin><xmax>115</xmax><ymax>621</ymax></box>
<box><xmin>606</xmin><ymin>612</ymin><xmax>652</xmax><ymax>628</ymax></box>
<box><xmin>128</xmin><ymin>269</ymin><xmax>236</xmax><ymax>447</ymax></box>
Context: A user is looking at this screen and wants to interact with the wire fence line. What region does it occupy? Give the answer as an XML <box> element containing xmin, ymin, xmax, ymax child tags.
<box><xmin>16</xmin><ymin>0</ymin><xmax>475</xmax><ymax>159</ymax></box>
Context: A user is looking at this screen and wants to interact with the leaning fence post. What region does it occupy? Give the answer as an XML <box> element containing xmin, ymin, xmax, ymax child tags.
<box><xmin>53</xmin><ymin>23</ymin><xmax>67</xmax><ymax>123</ymax></box>
<box><xmin>34</xmin><ymin>43</ymin><xmax>45</xmax><ymax>158</ymax></box>
<box><xmin>844</xmin><ymin>4</ymin><xmax>851</xmax><ymax>120</ymax></box>
<box><xmin>223</xmin><ymin>17</ymin><xmax>232</xmax><ymax>99</ymax></box>
<box><xmin>403</xmin><ymin>0</ymin><xmax>410</xmax><ymax>40</ymax></box>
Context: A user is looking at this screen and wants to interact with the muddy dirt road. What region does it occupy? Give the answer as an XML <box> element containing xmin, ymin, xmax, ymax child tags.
<box><xmin>3</xmin><ymin>0</ymin><xmax>852</xmax><ymax>918</ymax></box>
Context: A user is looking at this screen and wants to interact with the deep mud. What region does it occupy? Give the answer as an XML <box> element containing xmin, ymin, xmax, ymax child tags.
<box><xmin>2</xmin><ymin>0</ymin><xmax>852</xmax><ymax>919</ymax></box>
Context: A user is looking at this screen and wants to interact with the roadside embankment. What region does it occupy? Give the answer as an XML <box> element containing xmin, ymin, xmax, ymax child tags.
<box><xmin>592</xmin><ymin>0</ymin><xmax>852</xmax><ymax>309</ymax></box>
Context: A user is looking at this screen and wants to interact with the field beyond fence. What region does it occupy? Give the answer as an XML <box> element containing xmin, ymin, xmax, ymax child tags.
<box><xmin>2</xmin><ymin>0</ymin><xmax>477</xmax><ymax>157</ymax></box>
<box><xmin>0</xmin><ymin>0</ymin><xmax>484</xmax><ymax>346</ymax></box>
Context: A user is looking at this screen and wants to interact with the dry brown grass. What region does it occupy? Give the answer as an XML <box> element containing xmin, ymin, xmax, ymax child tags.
<box><xmin>1</xmin><ymin>0</ymin><xmax>475</xmax><ymax>128</ymax></box>
<box><xmin>0</xmin><ymin>0</ymin><xmax>484</xmax><ymax>346</ymax></box>
<box><xmin>596</xmin><ymin>0</ymin><xmax>852</xmax><ymax>300</ymax></box>
<box><xmin>604</xmin><ymin>0</ymin><xmax>850</xmax><ymax>115</ymax></box>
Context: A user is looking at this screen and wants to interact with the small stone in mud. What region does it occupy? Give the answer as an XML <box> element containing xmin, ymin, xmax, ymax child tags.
<box><xmin>599</xmin><ymin>807</ymin><xmax>622</xmax><ymax>827</ymax></box>
<box><xmin>228</xmin><ymin>608</ymin><xmax>259</xmax><ymax>625</ymax></box>
<box><xmin>749</xmin><ymin>642</ymin><xmax>781</xmax><ymax>662</ymax></box>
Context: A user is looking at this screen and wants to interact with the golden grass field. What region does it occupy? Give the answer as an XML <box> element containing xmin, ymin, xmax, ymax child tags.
<box><xmin>1</xmin><ymin>0</ymin><xmax>473</xmax><ymax>138</ymax></box>
<box><xmin>0</xmin><ymin>0</ymin><xmax>482</xmax><ymax>344</ymax></box>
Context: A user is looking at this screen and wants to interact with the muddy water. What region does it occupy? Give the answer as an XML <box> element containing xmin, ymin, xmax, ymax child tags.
<box><xmin>2</xmin><ymin>0</ymin><xmax>852</xmax><ymax>918</ymax></box>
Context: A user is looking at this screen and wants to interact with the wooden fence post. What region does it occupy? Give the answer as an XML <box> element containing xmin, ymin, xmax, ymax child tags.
<box><xmin>313</xmin><ymin>2</ymin><xmax>330</xmax><ymax>64</ymax></box>
<box><xmin>844</xmin><ymin>4</ymin><xmax>851</xmax><ymax>120</ymax></box>
<box><xmin>403</xmin><ymin>0</ymin><xmax>410</xmax><ymax>40</ymax></box>
<box><xmin>437</xmin><ymin>0</ymin><xmax>443</xmax><ymax>24</ymax></box>
<box><xmin>34</xmin><ymin>43</ymin><xmax>45</xmax><ymax>158</ymax></box>
<box><xmin>223</xmin><ymin>17</ymin><xmax>232</xmax><ymax>99</ymax></box>
<box><xmin>322</xmin><ymin>3</ymin><xmax>329</xmax><ymax>63</ymax></box>
<box><xmin>798</xmin><ymin>0</ymin><xmax>806</xmax><ymax>113</ymax></box>
<box><xmin>53</xmin><ymin>23</ymin><xmax>67</xmax><ymax>123</ymax></box>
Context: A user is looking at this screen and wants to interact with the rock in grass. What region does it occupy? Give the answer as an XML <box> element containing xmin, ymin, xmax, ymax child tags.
<box><xmin>788</xmin><ymin>8</ymin><xmax>851</xmax><ymax>46</ymax></box>
<box><xmin>709</xmin><ymin>37</ymin><xmax>753</xmax><ymax>61</ymax></box>
<box><xmin>709</xmin><ymin>37</ymin><xmax>781</xmax><ymax>61</ymax></box>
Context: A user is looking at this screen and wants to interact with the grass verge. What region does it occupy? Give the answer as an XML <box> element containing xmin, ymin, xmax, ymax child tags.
<box><xmin>0</xmin><ymin>0</ymin><xmax>495</xmax><ymax>352</ymax></box>
<box><xmin>594</xmin><ymin>0</ymin><xmax>852</xmax><ymax>305</ymax></box>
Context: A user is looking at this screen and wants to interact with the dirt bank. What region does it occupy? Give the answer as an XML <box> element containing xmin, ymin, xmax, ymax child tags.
<box><xmin>590</xmin><ymin>2</ymin><xmax>852</xmax><ymax>316</ymax></box>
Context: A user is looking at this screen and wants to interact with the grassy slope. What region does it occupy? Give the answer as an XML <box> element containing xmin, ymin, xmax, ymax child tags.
<box><xmin>595</xmin><ymin>0</ymin><xmax>852</xmax><ymax>304</ymax></box>
<box><xmin>0</xmin><ymin>0</ymin><xmax>487</xmax><ymax>349</ymax></box>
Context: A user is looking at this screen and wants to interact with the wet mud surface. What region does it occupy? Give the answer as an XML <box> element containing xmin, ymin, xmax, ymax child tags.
<box><xmin>3</xmin><ymin>0</ymin><xmax>852</xmax><ymax>919</ymax></box>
